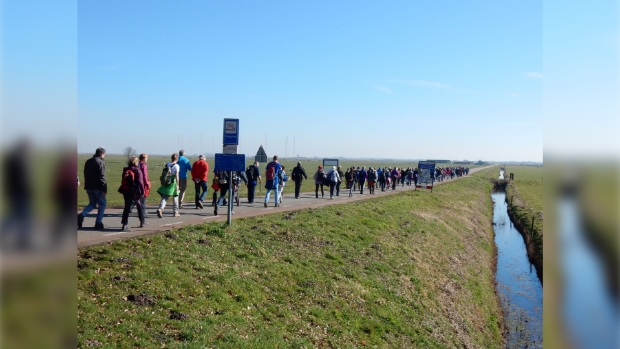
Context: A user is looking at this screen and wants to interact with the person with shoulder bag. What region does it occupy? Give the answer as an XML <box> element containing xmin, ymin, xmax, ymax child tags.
<box><xmin>118</xmin><ymin>156</ymin><xmax>146</xmax><ymax>230</ymax></box>
<box><xmin>327</xmin><ymin>166</ymin><xmax>341</xmax><ymax>199</ymax></box>
<box><xmin>156</xmin><ymin>153</ymin><xmax>180</xmax><ymax>218</ymax></box>
<box><xmin>336</xmin><ymin>165</ymin><xmax>344</xmax><ymax>196</ymax></box>
<box><xmin>313</xmin><ymin>166</ymin><xmax>326</xmax><ymax>198</ymax></box>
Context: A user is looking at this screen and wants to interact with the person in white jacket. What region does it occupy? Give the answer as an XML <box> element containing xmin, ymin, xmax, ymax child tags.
<box><xmin>277</xmin><ymin>166</ymin><xmax>287</xmax><ymax>204</ymax></box>
<box><xmin>326</xmin><ymin>166</ymin><xmax>341</xmax><ymax>200</ymax></box>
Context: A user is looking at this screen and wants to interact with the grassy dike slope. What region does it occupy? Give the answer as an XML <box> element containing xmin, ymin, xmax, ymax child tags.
<box><xmin>78</xmin><ymin>169</ymin><xmax>502</xmax><ymax>348</ymax></box>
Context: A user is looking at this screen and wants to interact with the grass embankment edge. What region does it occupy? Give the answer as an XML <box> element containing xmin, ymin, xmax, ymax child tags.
<box><xmin>505</xmin><ymin>182</ymin><xmax>543</xmax><ymax>281</ymax></box>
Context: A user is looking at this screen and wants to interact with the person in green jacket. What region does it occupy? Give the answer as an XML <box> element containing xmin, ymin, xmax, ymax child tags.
<box><xmin>156</xmin><ymin>153</ymin><xmax>180</xmax><ymax>218</ymax></box>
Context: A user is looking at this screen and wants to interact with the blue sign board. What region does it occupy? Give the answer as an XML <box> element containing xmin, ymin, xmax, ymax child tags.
<box><xmin>223</xmin><ymin>118</ymin><xmax>239</xmax><ymax>145</ymax></box>
<box><xmin>215</xmin><ymin>153</ymin><xmax>246</xmax><ymax>172</ymax></box>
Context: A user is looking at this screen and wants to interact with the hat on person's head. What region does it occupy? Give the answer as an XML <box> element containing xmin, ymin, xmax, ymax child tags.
<box><xmin>199</xmin><ymin>154</ymin><xmax>205</xmax><ymax>160</ymax></box>
<box><xmin>319</xmin><ymin>166</ymin><xmax>323</xmax><ymax>169</ymax></box>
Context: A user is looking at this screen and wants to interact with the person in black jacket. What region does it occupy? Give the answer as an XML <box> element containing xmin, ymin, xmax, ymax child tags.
<box><xmin>78</xmin><ymin>147</ymin><xmax>107</xmax><ymax>229</ymax></box>
<box><xmin>291</xmin><ymin>162</ymin><xmax>308</xmax><ymax>199</ymax></box>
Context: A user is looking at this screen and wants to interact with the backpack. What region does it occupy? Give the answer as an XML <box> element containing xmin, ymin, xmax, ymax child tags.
<box><xmin>265</xmin><ymin>162</ymin><xmax>276</xmax><ymax>180</ymax></box>
<box><xmin>120</xmin><ymin>167</ymin><xmax>135</xmax><ymax>190</ymax></box>
<box><xmin>378</xmin><ymin>171</ymin><xmax>385</xmax><ymax>180</ymax></box>
<box><xmin>278</xmin><ymin>171</ymin><xmax>288</xmax><ymax>185</ymax></box>
<box><xmin>218</xmin><ymin>171</ymin><xmax>228</xmax><ymax>184</ymax></box>
<box><xmin>368</xmin><ymin>170</ymin><xmax>377</xmax><ymax>181</ymax></box>
<box><xmin>245</xmin><ymin>166</ymin><xmax>255</xmax><ymax>182</ymax></box>
<box><xmin>160</xmin><ymin>165</ymin><xmax>173</xmax><ymax>186</ymax></box>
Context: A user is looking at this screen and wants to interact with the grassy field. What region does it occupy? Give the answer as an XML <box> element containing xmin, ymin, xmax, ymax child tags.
<box><xmin>78</xmin><ymin>168</ymin><xmax>503</xmax><ymax>348</ymax></box>
<box><xmin>78</xmin><ymin>154</ymin><xmax>480</xmax><ymax>209</ymax></box>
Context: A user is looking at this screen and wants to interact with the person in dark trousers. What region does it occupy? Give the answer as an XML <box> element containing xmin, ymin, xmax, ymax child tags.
<box><xmin>313</xmin><ymin>166</ymin><xmax>326</xmax><ymax>198</ymax></box>
<box><xmin>336</xmin><ymin>165</ymin><xmax>344</xmax><ymax>196</ymax></box>
<box><xmin>119</xmin><ymin>156</ymin><xmax>145</xmax><ymax>231</ymax></box>
<box><xmin>246</xmin><ymin>161</ymin><xmax>261</xmax><ymax>203</ymax></box>
<box><xmin>357</xmin><ymin>166</ymin><xmax>367</xmax><ymax>194</ymax></box>
<box><xmin>1</xmin><ymin>139</ymin><xmax>33</xmax><ymax>249</ymax></box>
<box><xmin>78</xmin><ymin>147</ymin><xmax>108</xmax><ymax>229</ymax></box>
<box><xmin>214</xmin><ymin>170</ymin><xmax>232</xmax><ymax>215</ymax></box>
<box><xmin>191</xmin><ymin>155</ymin><xmax>209</xmax><ymax>209</ymax></box>
<box><xmin>291</xmin><ymin>162</ymin><xmax>308</xmax><ymax>199</ymax></box>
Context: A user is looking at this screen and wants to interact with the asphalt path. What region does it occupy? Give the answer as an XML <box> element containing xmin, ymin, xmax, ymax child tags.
<box><xmin>78</xmin><ymin>166</ymin><xmax>494</xmax><ymax>247</ymax></box>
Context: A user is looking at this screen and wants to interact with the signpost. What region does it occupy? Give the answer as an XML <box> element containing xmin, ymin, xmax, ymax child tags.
<box><xmin>255</xmin><ymin>146</ymin><xmax>268</xmax><ymax>193</ymax></box>
<box><xmin>322</xmin><ymin>158</ymin><xmax>339</xmax><ymax>168</ymax></box>
<box><xmin>219</xmin><ymin>118</ymin><xmax>241</xmax><ymax>225</ymax></box>
<box><xmin>417</xmin><ymin>161</ymin><xmax>436</xmax><ymax>192</ymax></box>
<box><xmin>223</xmin><ymin>119</ymin><xmax>239</xmax><ymax>145</ymax></box>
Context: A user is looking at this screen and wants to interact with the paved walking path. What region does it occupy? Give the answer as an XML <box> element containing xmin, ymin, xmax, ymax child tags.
<box><xmin>78</xmin><ymin>166</ymin><xmax>494</xmax><ymax>247</ymax></box>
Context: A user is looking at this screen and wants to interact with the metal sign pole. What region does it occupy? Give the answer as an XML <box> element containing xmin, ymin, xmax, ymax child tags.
<box><xmin>227</xmin><ymin>171</ymin><xmax>233</xmax><ymax>225</ymax></box>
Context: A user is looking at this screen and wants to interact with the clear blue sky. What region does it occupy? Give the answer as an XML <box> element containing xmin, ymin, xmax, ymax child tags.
<box><xmin>74</xmin><ymin>1</ymin><xmax>544</xmax><ymax>161</ymax></box>
<box><xmin>0</xmin><ymin>1</ymin><xmax>542</xmax><ymax>161</ymax></box>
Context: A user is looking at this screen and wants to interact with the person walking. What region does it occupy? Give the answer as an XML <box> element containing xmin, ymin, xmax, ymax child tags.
<box><xmin>138</xmin><ymin>154</ymin><xmax>151</xmax><ymax>212</ymax></box>
<box><xmin>191</xmin><ymin>155</ymin><xmax>209</xmax><ymax>209</ymax></box>
<box><xmin>357</xmin><ymin>166</ymin><xmax>367</xmax><ymax>194</ymax></box>
<box><xmin>367</xmin><ymin>167</ymin><xmax>377</xmax><ymax>194</ymax></box>
<box><xmin>176</xmin><ymin>150</ymin><xmax>192</xmax><ymax>208</ymax></box>
<box><xmin>156</xmin><ymin>153</ymin><xmax>180</xmax><ymax>218</ymax></box>
<box><xmin>119</xmin><ymin>156</ymin><xmax>145</xmax><ymax>231</ymax></box>
<box><xmin>347</xmin><ymin>167</ymin><xmax>356</xmax><ymax>197</ymax></box>
<box><xmin>313</xmin><ymin>166</ymin><xmax>326</xmax><ymax>198</ymax></box>
<box><xmin>213</xmin><ymin>170</ymin><xmax>232</xmax><ymax>215</ymax></box>
<box><xmin>327</xmin><ymin>166</ymin><xmax>341</xmax><ymax>199</ymax></box>
<box><xmin>78</xmin><ymin>147</ymin><xmax>107</xmax><ymax>229</ymax></box>
<box><xmin>277</xmin><ymin>165</ymin><xmax>288</xmax><ymax>204</ymax></box>
<box><xmin>391</xmin><ymin>167</ymin><xmax>400</xmax><ymax>190</ymax></box>
<box><xmin>264</xmin><ymin>155</ymin><xmax>282</xmax><ymax>207</ymax></box>
<box><xmin>377</xmin><ymin>167</ymin><xmax>385</xmax><ymax>192</ymax></box>
<box><xmin>336</xmin><ymin>165</ymin><xmax>344</xmax><ymax>196</ymax></box>
<box><xmin>245</xmin><ymin>161</ymin><xmax>261</xmax><ymax>204</ymax></box>
<box><xmin>291</xmin><ymin>161</ymin><xmax>307</xmax><ymax>199</ymax></box>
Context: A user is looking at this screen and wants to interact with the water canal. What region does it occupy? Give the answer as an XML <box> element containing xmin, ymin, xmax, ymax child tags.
<box><xmin>492</xmin><ymin>169</ymin><xmax>543</xmax><ymax>348</ymax></box>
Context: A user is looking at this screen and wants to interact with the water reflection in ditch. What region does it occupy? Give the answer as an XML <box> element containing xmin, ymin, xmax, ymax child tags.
<box><xmin>491</xmin><ymin>191</ymin><xmax>543</xmax><ymax>348</ymax></box>
<box><xmin>558</xmin><ymin>197</ymin><xmax>618</xmax><ymax>349</ymax></box>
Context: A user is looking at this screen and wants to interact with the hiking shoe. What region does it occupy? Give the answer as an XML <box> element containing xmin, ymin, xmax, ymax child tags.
<box><xmin>77</xmin><ymin>214</ymin><xmax>84</xmax><ymax>228</ymax></box>
<box><xmin>173</xmin><ymin>213</ymin><xmax>181</xmax><ymax>217</ymax></box>
<box><xmin>156</xmin><ymin>209</ymin><xmax>163</xmax><ymax>218</ymax></box>
<box><xmin>214</xmin><ymin>207</ymin><xmax>218</xmax><ymax>216</ymax></box>
<box><xmin>140</xmin><ymin>221</ymin><xmax>149</xmax><ymax>228</ymax></box>
<box><xmin>264</xmin><ymin>202</ymin><xmax>267</xmax><ymax>207</ymax></box>
<box><xmin>94</xmin><ymin>223</ymin><xmax>106</xmax><ymax>230</ymax></box>
<box><xmin>197</xmin><ymin>201</ymin><xmax>204</xmax><ymax>209</ymax></box>
<box><xmin>121</xmin><ymin>224</ymin><xmax>131</xmax><ymax>232</ymax></box>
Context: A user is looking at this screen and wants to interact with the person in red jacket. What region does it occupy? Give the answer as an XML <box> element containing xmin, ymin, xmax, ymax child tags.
<box><xmin>191</xmin><ymin>154</ymin><xmax>209</xmax><ymax>209</ymax></box>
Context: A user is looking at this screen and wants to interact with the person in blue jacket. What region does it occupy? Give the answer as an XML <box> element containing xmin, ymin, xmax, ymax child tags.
<box><xmin>357</xmin><ymin>166</ymin><xmax>368</xmax><ymax>194</ymax></box>
<box><xmin>177</xmin><ymin>150</ymin><xmax>192</xmax><ymax>208</ymax></box>
<box><xmin>264</xmin><ymin>155</ymin><xmax>282</xmax><ymax>207</ymax></box>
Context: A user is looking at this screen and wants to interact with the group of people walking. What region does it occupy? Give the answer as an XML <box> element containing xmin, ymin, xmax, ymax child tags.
<box><xmin>77</xmin><ymin>148</ymin><xmax>468</xmax><ymax>230</ymax></box>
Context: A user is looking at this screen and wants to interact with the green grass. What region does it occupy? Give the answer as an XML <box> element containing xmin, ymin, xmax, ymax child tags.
<box><xmin>78</xmin><ymin>172</ymin><xmax>503</xmax><ymax>348</ymax></box>
<box><xmin>78</xmin><ymin>154</ymin><xmax>481</xmax><ymax>209</ymax></box>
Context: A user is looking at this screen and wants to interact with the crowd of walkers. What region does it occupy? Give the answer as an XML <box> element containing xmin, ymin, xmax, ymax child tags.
<box><xmin>77</xmin><ymin>148</ymin><xmax>469</xmax><ymax>230</ymax></box>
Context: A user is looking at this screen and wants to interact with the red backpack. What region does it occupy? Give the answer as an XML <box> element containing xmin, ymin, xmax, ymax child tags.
<box><xmin>265</xmin><ymin>162</ymin><xmax>276</xmax><ymax>180</ymax></box>
<box><xmin>120</xmin><ymin>168</ymin><xmax>135</xmax><ymax>191</ymax></box>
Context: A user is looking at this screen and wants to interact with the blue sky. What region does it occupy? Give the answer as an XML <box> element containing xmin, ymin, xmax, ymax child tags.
<box><xmin>75</xmin><ymin>1</ymin><xmax>544</xmax><ymax>161</ymax></box>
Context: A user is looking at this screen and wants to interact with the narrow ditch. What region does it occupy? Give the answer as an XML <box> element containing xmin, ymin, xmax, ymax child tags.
<box><xmin>492</xmin><ymin>169</ymin><xmax>542</xmax><ymax>348</ymax></box>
